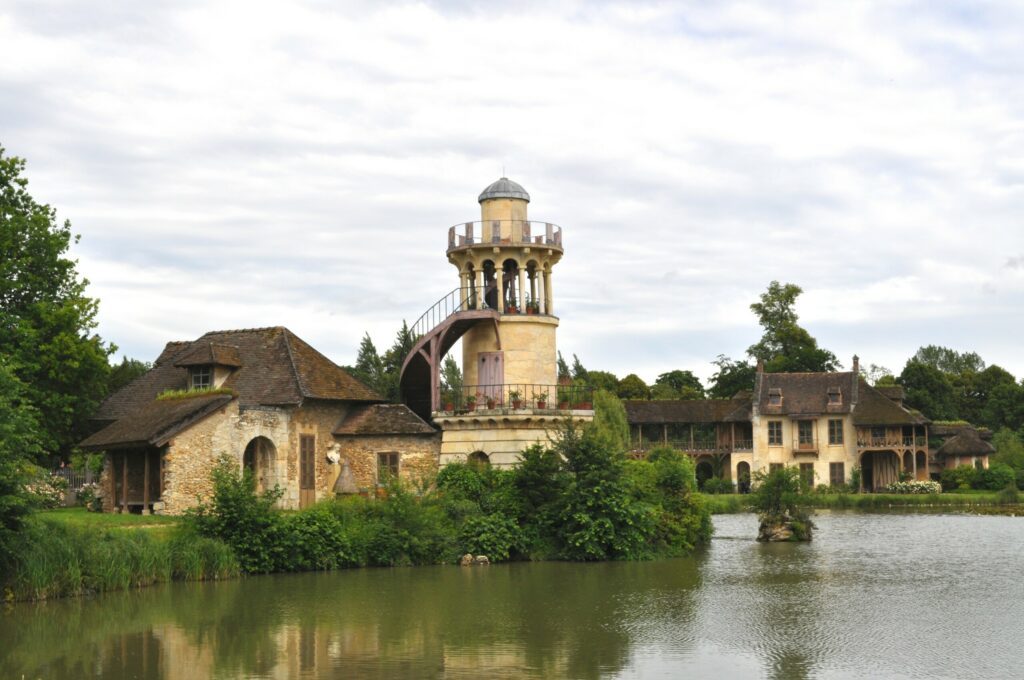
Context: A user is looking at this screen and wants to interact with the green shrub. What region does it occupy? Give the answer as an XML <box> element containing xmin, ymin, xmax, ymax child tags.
<box><xmin>458</xmin><ymin>513</ymin><xmax>524</xmax><ymax>561</ymax></box>
<box><xmin>997</xmin><ymin>483</ymin><xmax>1020</xmax><ymax>505</ymax></box>
<box><xmin>436</xmin><ymin>463</ymin><xmax>484</xmax><ymax>501</ymax></box>
<box><xmin>975</xmin><ymin>463</ymin><xmax>1016</xmax><ymax>491</ymax></box>
<box><xmin>702</xmin><ymin>477</ymin><xmax>735</xmax><ymax>495</ymax></box>
<box><xmin>940</xmin><ymin>464</ymin><xmax>977</xmax><ymax>491</ymax></box>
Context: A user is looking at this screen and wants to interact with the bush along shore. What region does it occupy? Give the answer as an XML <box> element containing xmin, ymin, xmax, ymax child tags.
<box><xmin>2</xmin><ymin>423</ymin><xmax>712</xmax><ymax>602</ymax></box>
<box><xmin>702</xmin><ymin>487</ymin><xmax>1022</xmax><ymax>515</ymax></box>
<box><xmin>187</xmin><ymin>425</ymin><xmax>712</xmax><ymax>575</ymax></box>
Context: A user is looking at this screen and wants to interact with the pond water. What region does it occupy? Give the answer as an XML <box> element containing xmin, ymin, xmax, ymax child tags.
<box><xmin>3</xmin><ymin>511</ymin><xmax>1023</xmax><ymax>679</ymax></box>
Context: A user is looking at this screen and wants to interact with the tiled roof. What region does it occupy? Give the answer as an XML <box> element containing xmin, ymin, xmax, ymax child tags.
<box><xmin>91</xmin><ymin>327</ymin><xmax>382</xmax><ymax>423</ymax></box>
<box><xmin>623</xmin><ymin>397</ymin><xmax>751</xmax><ymax>424</ymax></box>
<box><xmin>81</xmin><ymin>394</ymin><xmax>234</xmax><ymax>450</ymax></box>
<box><xmin>852</xmin><ymin>380</ymin><xmax>928</xmax><ymax>426</ymax></box>
<box><xmin>755</xmin><ymin>371</ymin><xmax>858</xmax><ymax>416</ymax></box>
<box><xmin>874</xmin><ymin>385</ymin><xmax>905</xmax><ymax>402</ymax></box>
<box><xmin>333</xmin><ymin>404</ymin><xmax>436</xmax><ymax>435</ymax></box>
<box><xmin>173</xmin><ymin>342</ymin><xmax>243</xmax><ymax>368</ymax></box>
<box><xmin>937</xmin><ymin>428</ymin><xmax>995</xmax><ymax>457</ymax></box>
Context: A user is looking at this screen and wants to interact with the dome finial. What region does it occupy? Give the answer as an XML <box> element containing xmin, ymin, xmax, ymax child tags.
<box><xmin>478</xmin><ymin>177</ymin><xmax>530</xmax><ymax>203</ymax></box>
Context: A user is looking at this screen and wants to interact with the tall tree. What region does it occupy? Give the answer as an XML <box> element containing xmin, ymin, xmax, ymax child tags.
<box><xmin>440</xmin><ymin>356</ymin><xmax>462</xmax><ymax>403</ymax></box>
<box><xmin>557</xmin><ymin>351</ymin><xmax>570</xmax><ymax>382</ymax></box>
<box><xmin>651</xmin><ymin>370</ymin><xmax>704</xmax><ymax>400</ymax></box>
<box><xmin>898</xmin><ymin>360</ymin><xmax>957</xmax><ymax>421</ymax></box>
<box><xmin>107</xmin><ymin>356</ymin><xmax>152</xmax><ymax>395</ymax></box>
<box><xmin>0</xmin><ymin>360</ymin><xmax>41</xmax><ymax>561</ymax></box>
<box><xmin>707</xmin><ymin>355</ymin><xmax>755</xmax><ymax>399</ymax></box>
<box><xmin>588</xmin><ymin>389</ymin><xmax>630</xmax><ymax>453</ymax></box>
<box><xmin>912</xmin><ymin>345</ymin><xmax>985</xmax><ymax>375</ymax></box>
<box><xmin>381</xmin><ymin>321</ymin><xmax>415</xmax><ymax>402</ymax></box>
<box><xmin>350</xmin><ymin>333</ymin><xmax>386</xmax><ymax>395</ymax></box>
<box><xmin>571</xmin><ymin>354</ymin><xmax>588</xmax><ymax>382</ymax></box>
<box><xmin>0</xmin><ymin>147</ymin><xmax>113</xmax><ymax>461</ymax></box>
<box><xmin>585</xmin><ymin>370</ymin><xmax>620</xmax><ymax>393</ymax></box>
<box><xmin>747</xmin><ymin>281</ymin><xmax>839</xmax><ymax>373</ymax></box>
<box><xmin>616</xmin><ymin>374</ymin><xmax>650</xmax><ymax>400</ymax></box>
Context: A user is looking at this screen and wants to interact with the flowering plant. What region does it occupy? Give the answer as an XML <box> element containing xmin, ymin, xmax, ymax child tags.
<box><xmin>885</xmin><ymin>480</ymin><xmax>941</xmax><ymax>494</ymax></box>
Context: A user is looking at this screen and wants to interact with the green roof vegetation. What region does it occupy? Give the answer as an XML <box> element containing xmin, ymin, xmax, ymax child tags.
<box><xmin>156</xmin><ymin>387</ymin><xmax>236</xmax><ymax>401</ymax></box>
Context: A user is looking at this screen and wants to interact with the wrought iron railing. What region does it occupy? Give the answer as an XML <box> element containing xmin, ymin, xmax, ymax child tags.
<box><xmin>50</xmin><ymin>467</ymin><xmax>92</xmax><ymax>490</ymax></box>
<box><xmin>437</xmin><ymin>383</ymin><xmax>594</xmax><ymax>413</ymax></box>
<box><xmin>447</xmin><ymin>220</ymin><xmax>563</xmax><ymax>251</ymax></box>
<box><xmin>857</xmin><ymin>436</ymin><xmax>927</xmax><ymax>449</ymax></box>
<box><xmin>410</xmin><ymin>286</ymin><xmax>482</xmax><ymax>341</ymax></box>
<box><xmin>632</xmin><ymin>439</ymin><xmax>753</xmax><ymax>453</ymax></box>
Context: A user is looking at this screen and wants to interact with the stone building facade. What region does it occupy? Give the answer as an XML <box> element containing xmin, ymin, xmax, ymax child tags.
<box><xmin>82</xmin><ymin>327</ymin><xmax>439</xmax><ymax>514</ymax></box>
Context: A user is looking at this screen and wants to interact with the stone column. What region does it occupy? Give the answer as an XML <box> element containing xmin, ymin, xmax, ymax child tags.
<box><xmin>476</xmin><ymin>270</ymin><xmax>485</xmax><ymax>309</ymax></box>
<box><xmin>538</xmin><ymin>271</ymin><xmax>546</xmax><ymax>314</ymax></box>
<box><xmin>544</xmin><ymin>271</ymin><xmax>553</xmax><ymax>315</ymax></box>
<box><xmin>518</xmin><ymin>267</ymin><xmax>526</xmax><ymax>311</ymax></box>
<box><xmin>497</xmin><ymin>269</ymin><xmax>505</xmax><ymax>313</ymax></box>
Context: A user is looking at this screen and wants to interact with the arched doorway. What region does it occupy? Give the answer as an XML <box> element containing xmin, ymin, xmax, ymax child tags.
<box><xmin>468</xmin><ymin>451</ymin><xmax>490</xmax><ymax>468</ymax></box>
<box><xmin>696</xmin><ymin>459</ymin><xmax>714</xmax><ymax>490</ymax></box>
<box><xmin>243</xmin><ymin>436</ymin><xmax>277</xmax><ymax>492</ymax></box>
<box><xmin>736</xmin><ymin>461</ymin><xmax>751</xmax><ymax>494</ymax></box>
<box><xmin>915</xmin><ymin>451</ymin><xmax>927</xmax><ymax>481</ymax></box>
<box><xmin>861</xmin><ymin>450</ymin><xmax>900</xmax><ymax>491</ymax></box>
<box><xmin>903</xmin><ymin>451</ymin><xmax>913</xmax><ymax>476</ymax></box>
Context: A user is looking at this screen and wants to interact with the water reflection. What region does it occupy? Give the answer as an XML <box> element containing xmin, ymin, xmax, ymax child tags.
<box><xmin>3</xmin><ymin>512</ymin><xmax>1024</xmax><ymax>679</ymax></box>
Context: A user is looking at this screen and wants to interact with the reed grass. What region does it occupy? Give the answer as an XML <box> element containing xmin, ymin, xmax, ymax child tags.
<box><xmin>2</xmin><ymin>517</ymin><xmax>238</xmax><ymax>602</ymax></box>
<box><xmin>701</xmin><ymin>490</ymin><xmax>1018</xmax><ymax>514</ymax></box>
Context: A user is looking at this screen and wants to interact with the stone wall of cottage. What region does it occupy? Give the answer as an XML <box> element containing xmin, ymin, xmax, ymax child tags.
<box><xmin>333</xmin><ymin>433</ymin><xmax>441</xmax><ymax>491</ymax></box>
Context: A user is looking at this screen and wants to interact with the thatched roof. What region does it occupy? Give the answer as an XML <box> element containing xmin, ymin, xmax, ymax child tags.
<box><xmin>92</xmin><ymin>327</ymin><xmax>381</xmax><ymax>424</ymax></box>
<box><xmin>333</xmin><ymin>404</ymin><xmax>436</xmax><ymax>435</ymax></box>
<box><xmin>937</xmin><ymin>428</ymin><xmax>996</xmax><ymax>457</ymax></box>
<box><xmin>623</xmin><ymin>397</ymin><xmax>751</xmax><ymax>424</ymax></box>
<box><xmin>81</xmin><ymin>394</ymin><xmax>233</xmax><ymax>450</ymax></box>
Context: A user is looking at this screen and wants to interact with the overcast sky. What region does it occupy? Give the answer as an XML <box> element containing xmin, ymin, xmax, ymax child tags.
<box><xmin>2</xmin><ymin>0</ymin><xmax>1022</xmax><ymax>386</ymax></box>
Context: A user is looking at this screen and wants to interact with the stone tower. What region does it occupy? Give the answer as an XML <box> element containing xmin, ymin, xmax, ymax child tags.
<box><xmin>400</xmin><ymin>177</ymin><xmax>591</xmax><ymax>467</ymax></box>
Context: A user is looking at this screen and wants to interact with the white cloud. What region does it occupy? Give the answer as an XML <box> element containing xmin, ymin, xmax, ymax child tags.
<box><xmin>2</xmin><ymin>0</ymin><xmax>1023</xmax><ymax>384</ymax></box>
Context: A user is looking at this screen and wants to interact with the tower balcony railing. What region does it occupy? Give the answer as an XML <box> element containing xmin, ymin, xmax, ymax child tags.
<box><xmin>447</xmin><ymin>221</ymin><xmax>563</xmax><ymax>252</ymax></box>
<box><xmin>436</xmin><ymin>383</ymin><xmax>594</xmax><ymax>414</ymax></box>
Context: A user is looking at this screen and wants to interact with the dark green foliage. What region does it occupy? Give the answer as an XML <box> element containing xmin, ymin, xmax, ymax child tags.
<box><xmin>747</xmin><ymin>281</ymin><xmax>839</xmax><ymax>373</ymax></box>
<box><xmin>751</xmin><ymin>466</ymin><xmax>814</xmax><ymax>540</ymax></box>
<box><xmin>708</xmin><ymin>355</ymin><xmax>756</xmax><ymax>399</ymax></box>
<box><xmin>939</xmin><ymin>464</ymin><xmax>978</xmax><ymax>491</ymax></box>
<box><xmin>701</xmin><ymin>477</ymin><xmax>735</xmax><ymax>494</ymax></box>
<box><xmin>186</xmin><ymin>460</ymin><xmax>284</xmax><ymax>573</ymax></box>
<box><xmin>899</xmin><ymin>360</ymin><xmax>957</xmax><ymax>421</ymax></box>
<box><xmin>349</xmin><ymin>333</ymin><xmax>386</xmax><ymax>396</ymax></box>
<box><xmin>585</xmin><ymin>370</ymin><xmax>621</xmax><ymax>393</ymax></box>
<box><xmin>440</xmin><ymin>356</ymin><xmax>462</xmax><ymax>405</ymax></box>
<box><xmin>651</xmin><ymin>370</ymin><xmax>704</xmax><ymax>399</ymax></box>
<box><xmin>975</xmin><ymin>463</ymin><xmax>1016</xmax><ymax>491</ymax></box>
<box><xmin>557</xmin><ymin>351</ymin><xmax>570</xmax><ymax>381</ymax></box>
<box><xmin>0</xmin><ymin>360</ymin><xmax>42</xmax><ymax>564</ymax></box>
<box><xmin>458</xmin><ymin>513</ymin><xmax>524</xmax><ymax>561</ymax></box>
<box><xmin>617</xmin><ymin>373</ymin><xmax>650</xmax><ymax>400</ymax></box>
<box><xmin>107</xmin><ymin>356</ymin><xmax>151</xmax><ymax>395</ymax></box>
<box><xmin>0</xmin><ymin>147</ymin><xmax>114</xmax><ymax>460</ymax></box>
<box><xmin>912</xmin><ymin>345</ymin><xmax>985</xmax><ymax>374</ymax></box>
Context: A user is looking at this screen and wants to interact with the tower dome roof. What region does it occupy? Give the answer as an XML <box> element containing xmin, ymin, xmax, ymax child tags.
<box><xmin>478</xmin><ymin>177</ymin><xmax>530</xmax><ymax>203</ymax></box>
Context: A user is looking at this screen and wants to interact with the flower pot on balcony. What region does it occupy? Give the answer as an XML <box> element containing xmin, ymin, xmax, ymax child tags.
<box><xmin>512</xmin><ymin>399</ymin><xmax>522</xmax><ymax>409</ymax></box>
<box><xmin>575</xmin><ymin>401</ymin><xmax>593</xmax><ymax>410</ymax></box>
<box><xmin>445</xmin><ymin>402</ymin><xmax>454</xmax><ymax>412</ymax></box>
<box><xmin>486</xmin><ymin>398</ymin><xmax>496</xmax><ymax>409</ymax></box>
<box><xmin>536</xmin><ymin>400</ymin><xmax>547</xmax><ymax>409</ymax></box>
<box><xmin>558</xmin><ymin>401</ymin><xmax>569</xmax><ymax>410</ymax></box>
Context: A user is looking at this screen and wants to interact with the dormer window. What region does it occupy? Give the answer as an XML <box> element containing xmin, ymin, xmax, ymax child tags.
<box><xmin>828</xmin><ymin>387</ymin><xmax>841</xmax><ymax>405</ymax></box>
<box><xmin>190</xmin><ymin>366</ymin><xmax>212</xmax><ymax>390</ymax></box>
<box><xmin>768</xmin><ymin>388</ymin><xmax>782</xmax><ymax>406</ymax></box>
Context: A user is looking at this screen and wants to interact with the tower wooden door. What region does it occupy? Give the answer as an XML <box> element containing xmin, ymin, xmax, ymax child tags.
<box><xmin>299</xmin><ymin>435</ymin><xmax>316</xmax><ymax>508</ymax></box>
<box><xmin>479</xmin><ymin>352</ymin><xmax>504</xmax><ymax>402</ymax></box>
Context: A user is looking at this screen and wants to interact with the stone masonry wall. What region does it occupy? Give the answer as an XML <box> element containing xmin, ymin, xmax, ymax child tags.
<box><xmin>333</xmin><ymin>433</ymin><xmax>441</xmax><ymax>490</ymax></box>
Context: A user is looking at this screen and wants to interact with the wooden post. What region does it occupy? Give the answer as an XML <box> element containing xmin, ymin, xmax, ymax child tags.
<box><xmin>662</xmin><ymin>424</ymin><xmax>668</xmax><ymax>445</ymax></box>
<box><xmin>143</xmin><ymin>450</ymin><xmax>151</xmax><ymax>515</ymax></box>
<box><xmin>689</xmin><ymin>424</ymin><xmax>694</xmax><ymax>451</ymax></box>
<box><xmin>121</xmin><ymin>452</ymin><xmax>128</xmax><ymax>513</ymax></box>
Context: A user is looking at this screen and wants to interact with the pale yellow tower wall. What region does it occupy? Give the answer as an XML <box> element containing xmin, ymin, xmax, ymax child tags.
<box><xmin>480</xmin><ymin>197</ymin><xmax>528</xmax><ymax>241</ymax></box>
<box><xmin>461</xmin><ymin>316</ymin><xmax>558</xmax><ymax>389</ymax></box>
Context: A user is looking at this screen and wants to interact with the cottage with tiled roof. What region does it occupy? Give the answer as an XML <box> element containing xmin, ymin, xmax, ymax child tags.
<box><xmin>81</xmin><ymin>327</ymin><xmax>439</xmax><ymax>514</ymax></box>
<box><xmin>624</xmin><ymin>356</ymin><xmax>934</xmax><ymax>492</ymax></box>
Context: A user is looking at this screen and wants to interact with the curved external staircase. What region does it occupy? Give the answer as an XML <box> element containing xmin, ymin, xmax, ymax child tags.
<box><xmin>400</xmin><ymin>287</ymin><xmax>498</xmax><ymax>421</ymax></box>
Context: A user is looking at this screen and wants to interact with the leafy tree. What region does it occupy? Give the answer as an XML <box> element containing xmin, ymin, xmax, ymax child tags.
<box><xmin>992</xmin><ymin>428</ymin><xmax>1024</xmax><ymax>471</ymax></box>
<box><xmin>616</xmin><ymin>373</ymin><xmax>650</xmax><ymax>400</ymax></box>
<box><xmin>651</xmin><ymin>370</ymin><xmax>704</xmax><ymax>400</ymax></box>
<box><xmin>707</xmin><ymin>355</ymin><xmax>755</xmax><ymax>399</ymax></box>
<box><xmin>350</xmin><ymin>333</ymin><xmax>386</xmax><ymax>395</ymax></box>
<box><xmin>582</xmin><ymin>369</ymin><xmax>618</xmax><ymax>393</ymax></box>
<box><xmin>0</xmin><ymin>360</ymin><xmax>42</xmax><ymax>562</ymax></box>
<box><xmin>440</xmin><ymin>356</ymin><xmax>462</xmax><ymax>403</ymax></box>
<box><xmin>862</xmin><ymin>363</ymin><xmax>893</xmax><ymax>386</ymax></box>
<box><xmin>380</xmin><ymin>321</ymin><xmax>415</xmax><ymax>402</ymax></box>
<box><xmin>107</xmin><ymin>356</ymin><xmax>152</xmax><ymax>395</ymax></box>
<box><xmin>588</xmin><ymin>389</ymin><xmax>630</xmax><ymax>452</ymax></box>
<box><xmin>0</xmin><ymin>147</ymin><xmax>113</xmax><ymax>461</ymax></box>
<box><xmin>912</xmin><ymin>345</ymin><xmax>985</xmax><ymax>375</ymax></box>
<box><xmin>973</xmin><ymin>366</ymin><xmax>1023</xmax><ymax>431</ymax></box>
<box><xmin>557</xmin><ymin>351</ymin><xmax>570</xmax><ymax>382</ymax></box>
<box><xmin>747</xmin><ymin>281</ymin><xmax>839</xmax><ymax>373</ymax></box>
<box><xmin>571</xmin><ymin>354</ymin><xmax>588</xmax><ymax>381</ymax></box>
<box><xmin>897</xmin><ymin>360</ymin><xmax>957</xmax><ymax>421</ymax></box>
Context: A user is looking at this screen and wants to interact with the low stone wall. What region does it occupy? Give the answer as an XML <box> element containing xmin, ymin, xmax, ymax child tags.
<box><xmin>333</xmin><ymin>433</ymin><xmax>441</xmax><ymax>490</ymax></box>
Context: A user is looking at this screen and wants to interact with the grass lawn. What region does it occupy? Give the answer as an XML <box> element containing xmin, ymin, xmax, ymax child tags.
<box><xmin>38</xmin><ymin>507</ymin><xmax>180</xmax><ymax>529</ymax></box>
